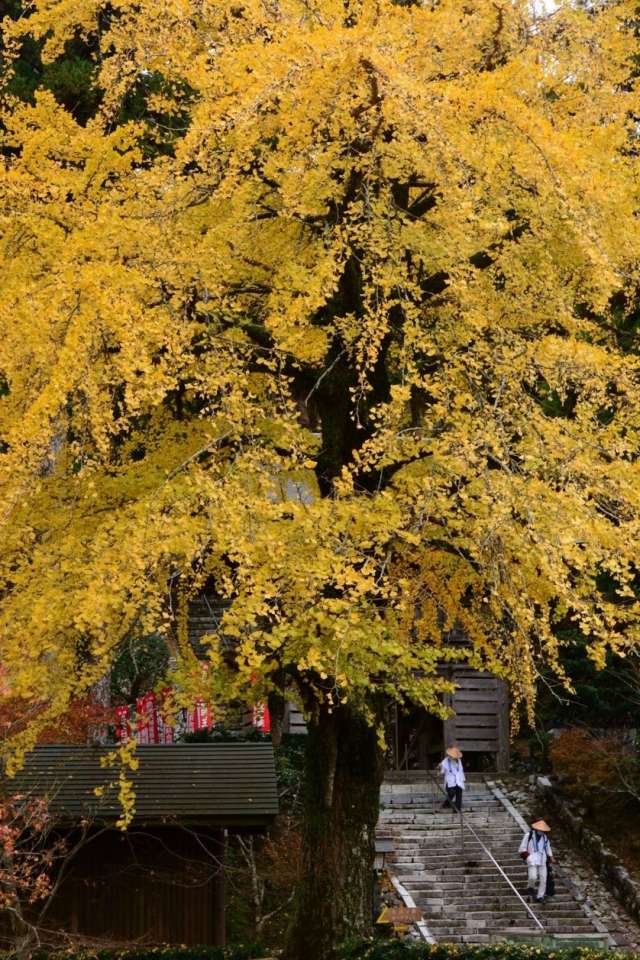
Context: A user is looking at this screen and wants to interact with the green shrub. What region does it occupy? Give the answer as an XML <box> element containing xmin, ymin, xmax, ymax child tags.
<box><xmin>3</xmin><ymin>947</ymin><xmax>264</xmax><ymax>960</ymax></box>
<box><xmin>338</xmin><ymin>942</ymin><xmax>637</xmax><ymax>960</ymax></box>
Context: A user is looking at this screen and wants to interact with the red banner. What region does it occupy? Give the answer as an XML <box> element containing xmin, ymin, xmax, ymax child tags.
<box><xmin>116</xmin><ymin>689</ymin><xmax>219</xmax><ymax>742</ymax></box>
<box><xmin>188</xmin><ymin>700</ymin><xmax>213</xmax><ymax>733</ymax></box>
<box><xmin>115</xmin><ymin>705</ymin><xmax>131</xmax><ymax>741</ymax></box>
<box><xmin>252</xmin><ymin>702</ymin><xmax>271</xmax><ymax>733</ymax></box>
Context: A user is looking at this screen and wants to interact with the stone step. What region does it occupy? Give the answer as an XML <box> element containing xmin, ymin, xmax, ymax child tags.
<box><xmin>460</xmin><ymin>917</ymin><xmax>596</xmax><ymax>926</ymax></box>
<box><xmin>390</xmin><ymin>847</ymin><xmax>523</xmax><ymax>856</ymax></box>
<box><xmin>381</xmin><ymin>796</ymin><xmax>501</xmax><ymax>805</ymax></box>
<box><xmin>388</xmin><ymin>825</ymin><xmax>518</xmax><ymax>834</ymax></box>
<box><xmin>386</xmin><ymin>822</ymin><xmax>516</xmax><ymax>832</ymax></box>
<box><xmin>443</xmin><ymin>909</ymin><xmax>593</xmax><ymax>923</ymax></box>
<box><xmin>401</xmin><ymin>878</ymin><xmax>555</xmax><ymax>892</ymax></box>
<box><xmin>409</xmin><ymin>893</ymin><xmax>581</xmax><ymax>910</ymax></box>
<box><xmin>386</xmin><ymin>815</ymin><xmax>516</xmax><ymax>824</ymax></box>
<box><xmin>400</xmin><ymin>865</ymin><xmax>544</xmax><ymax>874</ymax></box>
<box><xmin>383</xmin><ymin>803</ymin><xmax>504</xmax><ymax>808</ymax></box>
<box><xmin>428</xmin><ymin>918</ymin><xmax>596</xmax><ymax>932</ymax></box>
<box><xmin>391</xmin><ymin>855</ymin><xmax>527</xmax><ymax>868</ymax></box>
<box><xmin>387</xmin><ymin>834</ymin><xmax>519</xmax><ymax>845</ymax></box>
<box><xmin>387</xmin><ymin>838</ymin><xmax>517</xmax><ymax>847</ymax></box>
<box><xmin>406</xmin><ymin>884</ymin><xmax>575</xmax><ymax>898</ymax></box>
<box><xmin>390</xmin><ymin>842</ymin><xmax>524</xmax><ymax>852</ymax></box>
<box><xmin>381</xmin><ymin>812</ymin><xmax>501</xmax><ymax>820</ymax></box>
<box><xmin>384</xmin><ymin>789</ymin><xmax>496</xmax><ymax>795</ymax></box>
<box><xmin>426</xmin><ymin>913</ymin><xmax>595</xmax><ymax>924</ymax></box>
<box><xmin>386</xmin><ymin>813</ymin><xmax>516</xmax><ymax>821</ymax></box>
<box><xmin>381</xmin><ymin>818</ymin><xmax>504</xmax><ymax>826</ymax></box>
<box><xmin>380</xmin><ymin>816</ymin><xmax>503</xmax><ymax>826</ymax></box>
<box><xmin>378</xmin><ymin>775</ymin><xmax>607</xmax><ymax>945</ymax></box>
<box><xmin>401</xmin><ymin>868</ymin><xmax>534</xmax><ymax>876</ymax></box>
<box><xmin>388</xmin><ymin>851</ymin><xmax>519</xmax><ymax>859</ymax></box>
<box><xmin>429</xmin><ymin>924</ymin><xmax>538</xmax><ymax>936</ymax></box>
<box><xmin>385</xmin><ymin>772</ymin><xmax>490</xmax><ymax>782</ymax></box>
<box><xmin>415</xmin><ymin>896</ymin><xmax>578</xmax><ymax>909</ymax></box>
<box><xmin>405</xmin><ymin>887</ymin><xmax>573</xmax><ymax>899</ymax></box>
<box><xmin>438</xmin><ymin>927</ymin><xmax>535</xmax><ymax>943</ymax></box>
<box><xmin>381</xmin><ymin>796</ymin><xmax>500</xmax><ymax>804</ymax></box>
<box><xmin>381</xmin><ymin>800</ymin><xmax>503</xmax><ymax>808</ymax></box>
<box><xmin>411</xmin><ymin>863</ymin><xmax>527</xmax><ymax>873</ymax></box>
<box><xmin>386</xmin><ymin>822</ymin><xmax>519</xmax><ymax>831</ymax></box>
<box><xmin>383</xmin><ymin>811</ymin><xmax>501</xmax><ymax>819</ymax></box>
<box><xmin>387</xmin><ymin>816</ymin><xmax>517</xmax><ymax>824</ymax></box>
<box><xmin>390</xmin><ymin>854</ymin><xmax>524</xmax><ymax>863</ymax></box>
<box><xmin>392</xmin><ymin>855</ymin><xmax>530</xmax><ymax>865</ymax></box>
<box><xmin>381</xmin><ymin>792</ymin><xmax>498</xmax><ymax>800</ymax></box>
<box><xmin>381</xmin><ymin>808</ymin><xmax>497</xmax><ymax>813</ymax></box>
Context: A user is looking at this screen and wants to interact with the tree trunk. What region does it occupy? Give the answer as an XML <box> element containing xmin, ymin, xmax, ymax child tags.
<box><xmin>268</xmin><ymin>688</ymin><xmax>286</xmax><ymax>748</ymax></box>
<box><xmin>88</xmin><ymin>670</ymin><xmax>111</xmax><ymax>745</ymax></box>
<box><xmin>284</xmin><ymin>704</ymin><xmax>385</xmax><ymax>960</ymax></box>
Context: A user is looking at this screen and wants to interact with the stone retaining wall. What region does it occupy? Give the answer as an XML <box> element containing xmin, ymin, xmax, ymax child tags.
<box><xmin>536</xmin><ymin>776</ymin><xmax>640</xmax><ymax>928</ymax></box>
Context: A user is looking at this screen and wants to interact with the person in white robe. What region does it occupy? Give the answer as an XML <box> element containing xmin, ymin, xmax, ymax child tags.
<box><xmin>439</xmin><ymin>746</ymin><xmax>465</xmax><ymax>812</ymax></box>
<box><xmin>519</xmin><ymin>819</ymin><xmax>553</xmax><ymax>902</ymax></box>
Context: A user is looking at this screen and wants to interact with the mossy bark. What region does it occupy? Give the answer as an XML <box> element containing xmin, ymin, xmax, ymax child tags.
<box><xmin>284</xmin><ymin>704</ymin><xmax>385</xmax><ymax>960</ymax></box>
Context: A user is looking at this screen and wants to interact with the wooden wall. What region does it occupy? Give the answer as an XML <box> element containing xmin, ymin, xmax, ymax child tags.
<box><xmin>45</xmin><ymin>826</ymin><xmax>225</xmax><ymax>947</ymax></box>
<box><xmin>442</xmin><ymin>667</ymin><xmax>510</xmax><ymax>771</ymax></box>
<box><xmin>283</xmin><ymin>701</ymin><xmax>307</xmax><ymax>735</ymax></box>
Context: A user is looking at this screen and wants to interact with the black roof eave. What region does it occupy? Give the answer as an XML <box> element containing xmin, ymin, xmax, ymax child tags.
<box><xmin>50</xmin><ymin>813</ymin><xmax>276</xmax><ymax>830</ymax></box>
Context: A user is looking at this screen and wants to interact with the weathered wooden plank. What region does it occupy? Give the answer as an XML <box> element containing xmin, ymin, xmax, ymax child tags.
<box><xmin>451</xmin><ymin>669</ymin><xmax>498</xmax><ymax>679</ymax></box>
<box><xmin>452</xmin><ymin>677</ymin><xmax>499</xmax><ymax>689</ymax></box>
<box><xmin>453</xmin><ymin>690</ymin><xmax>500</xmax><ymax>702</ymax></box>
<box><xmin>454</xmin><ymin>716</ymin><xmax>499</xmax><ymax>728</ymax></box>
<box><xmin>454</xmin><ymin>700</ymin><xmax>498</xmax><ymax>717</ymax></box>
<box><xmin>454</xmin><ymin>704</ymin><xmax>499</xmax><ymax>716</ymax></box>
<box><xmin>450</xmin><ymin>721</ymin><xmax>498</xmax><ymax>734</ymax></box>
<box><xmin>454</xmin><ymin>739</ymin><xmax>499</xmax><ymax>751</ymax></box>
<box><xmin>451</xmin><ymin>701</ymin><xmax>499</xmax><ymax>715</ymax></box>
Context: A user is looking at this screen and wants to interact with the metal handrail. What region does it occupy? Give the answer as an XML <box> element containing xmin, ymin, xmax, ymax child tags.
<box><xmin>426</xmin><ymin>769</ymin><xmax>544</xmax><ymax>931</ymax></box>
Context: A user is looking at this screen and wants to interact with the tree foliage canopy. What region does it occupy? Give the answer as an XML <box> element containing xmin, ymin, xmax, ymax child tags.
<box><xmin>1</xmin><ymin>0</ymin><xmax>640</xmax><ymax>756</ymax></box>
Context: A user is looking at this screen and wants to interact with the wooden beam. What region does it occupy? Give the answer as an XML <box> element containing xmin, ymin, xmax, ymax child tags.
<box><xmin>496</xmin><ymin>679</ymin><xmax>510</xmax><ymax>772</ymax></box>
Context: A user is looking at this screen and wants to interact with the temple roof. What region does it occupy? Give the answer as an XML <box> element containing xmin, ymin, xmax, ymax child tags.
<box><xmin>5</xmin><ymin>743</ymin><xmax>279</xmax><ymax>827</ymax></box>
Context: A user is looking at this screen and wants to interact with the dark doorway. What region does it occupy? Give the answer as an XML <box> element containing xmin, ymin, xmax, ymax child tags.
<box><xmin>387</xmin><ymin>704</ymin><xmax>505</xmax><ymax>773</ymax></box>
<box><xmin>389</xmin><ymin>705</ymin><xmax>443</xmax><ymax>771</ymax></box>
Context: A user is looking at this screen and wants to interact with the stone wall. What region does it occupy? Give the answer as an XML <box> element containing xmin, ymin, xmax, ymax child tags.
<box><xmin>536</xmin><ymin>776</ymin><xmax>640</xmax><ymax>928</ymax></box>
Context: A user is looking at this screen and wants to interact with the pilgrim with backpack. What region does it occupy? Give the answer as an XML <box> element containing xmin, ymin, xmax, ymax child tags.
<box><xmin>519</xmin><ymin>819</ymin><xmax>554</xmax><ymax>903</ymax></box>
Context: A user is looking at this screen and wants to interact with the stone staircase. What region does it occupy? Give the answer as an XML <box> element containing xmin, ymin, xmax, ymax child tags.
<box><xmin>378</xmin><ymin>773</ymin><xmax>613</xmax><ymax>945</ymax></box>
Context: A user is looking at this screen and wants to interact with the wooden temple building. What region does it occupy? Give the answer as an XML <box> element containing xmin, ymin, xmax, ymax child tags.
<box><xmin>0</xmin><ymin>598</ymin><xmax>508</xmax><ymax>952</ymax></box>
<box><xmin>2</xmin><ymin>743</ymin><xmax>278</xmax><ymax>948</ymax></box>
<box><xmin>389</xmin><ymin>665</ymin><xmax>510</xmax><ymax>773</ymax></box>
<box><xmin>189</xmin><ymin>594</ymin><xmax>510</xmax><ymax>773</ymax></box>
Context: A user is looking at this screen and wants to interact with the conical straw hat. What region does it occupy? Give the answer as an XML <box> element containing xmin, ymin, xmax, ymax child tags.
<box><xmin>531</xmin><ymin>819</ymin><xmax>551</xmax><ymax>832</ymax></box>
<box><xmin>446</xmin><ymin>746</ymin><xmax>463</xmax><ymax>759</ymax></box>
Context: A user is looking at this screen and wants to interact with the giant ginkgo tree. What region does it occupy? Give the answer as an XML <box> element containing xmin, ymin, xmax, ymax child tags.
<box><xmin>1</xmin><ymin>0</ymin><xmax>640</xmax><ymax>956</ymax></box>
